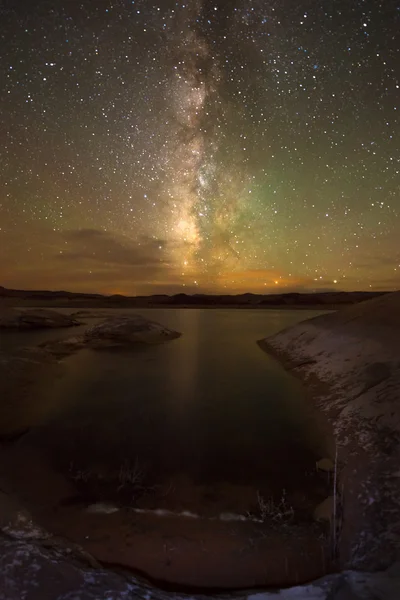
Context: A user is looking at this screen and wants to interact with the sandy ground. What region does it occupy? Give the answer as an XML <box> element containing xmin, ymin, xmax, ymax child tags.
<box><xmin>0</xmin><ymin>440</ymin><xmax>331</xmax><ymax>589</ymax></box>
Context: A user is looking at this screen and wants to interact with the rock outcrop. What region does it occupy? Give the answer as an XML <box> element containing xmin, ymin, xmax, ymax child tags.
<box><xmin>41</xmin><ymin>314</ymin><xmax>181</xmax><ymax>356</ymax></box>
<box><xmin>0</xmin><ymin>308</ymin><xmax>80</xmax><ymax>329</ymax></box>
<box><xmin>70</xmin><ymin>309</ymin><xmax>131</xmax><ymax>319</ymax></box>
<box><xmin>84</xmin><ymin>315</ymin><xmax>181</xmax><ymax>344</ymax></box>
<box><xmin>259</xmin><ymin>291</ymin><xmax>400</xmax><ymax>571</ymax></box>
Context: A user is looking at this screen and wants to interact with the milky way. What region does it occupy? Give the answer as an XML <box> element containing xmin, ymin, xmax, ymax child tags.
<box><xmin>0</xmin><ymin>0</ymin><xmax>399</xmax><ymax>294</ymax></box>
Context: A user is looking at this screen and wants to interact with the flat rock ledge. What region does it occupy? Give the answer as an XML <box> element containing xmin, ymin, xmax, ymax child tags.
<box><xmin>0</xmin><ymin>308</ymin><xmax>81</xmax><ymax>329</ymax></box>
<box><xmin>70</xmin><ymin>309</ymin><xmax>135</xmax><ymax>319</ymax></box>
<box><xmin>259</xmin><ymin>291</ymin><xmax>400</xmax><ymax>572</ymax></box>
<box><xmin>41</xmin><ymin>314</ymin><xmax>181</xmax><ymax>356</ymax></box>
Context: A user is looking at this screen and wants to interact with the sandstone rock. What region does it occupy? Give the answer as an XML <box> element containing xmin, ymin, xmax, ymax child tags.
<box><xmin>70</xmin><ymin>310</ymin><xmax>132</xmax><ymax>319</ymax></box>
<box><xmin>261</xmin><ymin>291</ymin><xmax>400</xmax><ymax>570</ymax></box>
<box><xmin>0</xmin><ymin>308</ymin><xmax>81</xmax><ymax>329</ymax></box>
<box><xmin>84</xmin><ymin>315</ymin><xmax>181</xmax><ymax>346</ymax></box>
<box><xmin>42</xmin><ymin>314</ymin><xmax>181</xmax><ymax>356</ymax></box>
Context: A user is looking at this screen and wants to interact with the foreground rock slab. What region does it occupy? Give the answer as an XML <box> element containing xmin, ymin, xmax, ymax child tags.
<box><xmin>0</xmin><ymin>308</ymin><xmax>80</xmax><ymax>329</ymax></box>
<box><xmin>259</xmin><ymin>291</ymin><xmax>400</xmax><ymax>571</ymax></box>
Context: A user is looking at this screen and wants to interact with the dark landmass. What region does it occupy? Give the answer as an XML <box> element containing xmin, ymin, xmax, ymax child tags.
<box><xmin>0</xmin><ymin>285</ymin><xmax>390</xmax><ymax>309</ymax></box>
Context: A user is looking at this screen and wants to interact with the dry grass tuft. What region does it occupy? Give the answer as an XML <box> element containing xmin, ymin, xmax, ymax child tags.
<box><xmin>68</xmin><ymin>458</ymin><xmax>144</xmax><ymax>493</ymax></box>
<box><xmin>257</xmin><ymin>489</ymin><xmax>294</xmax><ymax>525</ymax></box>
<box><xmin>117</xmin><ymin>458</ymin><xmax>143</xmax><ymax>491</ymax></box>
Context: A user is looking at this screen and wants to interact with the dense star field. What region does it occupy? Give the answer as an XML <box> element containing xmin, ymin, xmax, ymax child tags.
<box><xmin>0</xmin><ymin>0</ymin><xmax>398</xmax><ymax>294</ymax></box>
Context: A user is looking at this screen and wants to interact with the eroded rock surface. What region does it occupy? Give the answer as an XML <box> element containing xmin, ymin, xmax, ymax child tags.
<box><xmin>85</xmin><ymin>315</ymin><xmax>181</xmax><ymax>345</ymax></box>
<box><xmin>71</xmin><ymin>309</ymin><xmax>134</xmax><ymax>319</ymax></box>
<box><xmin>41</xmin><ymin>314</ymin><xmax>181</xmax><ymax>356</ymax></box>
<box><xmin>260</xmin><ymin>291</ymin><xmax>400</xmax><ymax>571</ymax></box>
<box><xmin>0</xmin><ymin>308</ymin><xmax>80</xmax><ymax>329</ymax></box>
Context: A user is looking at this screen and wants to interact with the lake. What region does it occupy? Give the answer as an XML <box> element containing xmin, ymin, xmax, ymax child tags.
<box><xmin>1</xmin><ymin>308</ymin><xmax>331</xmax><ymax>487</ymax></box>
<box><xmin>0</xmin><ymin>308</ymin><xmax>334</xmax><ymax>588</ymax></box>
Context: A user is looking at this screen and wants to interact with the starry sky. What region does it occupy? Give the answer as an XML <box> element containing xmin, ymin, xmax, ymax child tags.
<box><xmin>0</xmin><ymin>0</ymin><xmax>399</xmax><ymax>295</ymax></box>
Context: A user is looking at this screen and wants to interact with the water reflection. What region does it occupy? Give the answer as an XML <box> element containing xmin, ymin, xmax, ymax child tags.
<box><xmin>1</xmin><ymin>308</ymin><xmax>334</xmax><ymax>588</ymax></box>
<box><xmin>164</xmin><ymin>310</ymin><xmax>200</xmax><ymax>412</ymax></box>
<box><xmin>2</xmin><ymin>308</ymin><xmax>331</xmax><ymax>490</ymax></box>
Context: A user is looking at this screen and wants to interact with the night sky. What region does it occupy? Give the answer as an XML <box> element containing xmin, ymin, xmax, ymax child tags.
<box><xmin>1</xmin><ymin>0</ymin><xmax>399</xmax><ymax>295</ymax></box>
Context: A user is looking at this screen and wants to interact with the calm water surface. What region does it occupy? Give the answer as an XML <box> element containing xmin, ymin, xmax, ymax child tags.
<box><xmin>3</xmin><ymin>308</ymin><xmax>331</xmax><ymax>489</ymax></box>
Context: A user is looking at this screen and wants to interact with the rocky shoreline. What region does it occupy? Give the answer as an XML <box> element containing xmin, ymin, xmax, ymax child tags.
<box><xmin>258</xmin><ymin>291</ymin><xmax>400</xmax><ymax>572</ymax></box>
<box><xmin>1</xmin><ymin>526</ymin><xmax>399</xmax><ymax>599</ymax></box>
<box><xmin>1</xmin><ymin>298</ymin><xmax>400</xmax><ymax>597</ymax></box>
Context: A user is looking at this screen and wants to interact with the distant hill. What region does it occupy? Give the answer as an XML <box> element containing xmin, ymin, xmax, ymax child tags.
<box><xmin>0</xmin><ymin>285</ymin><xmax>389</xmax><ymax>309</ymax></box>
